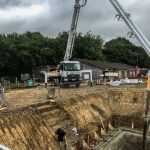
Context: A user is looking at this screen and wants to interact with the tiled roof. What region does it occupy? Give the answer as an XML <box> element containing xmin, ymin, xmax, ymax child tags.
<box><xmin>33</xmin><ymin>65</ymin><xmax>56</xmax><ymax>70</ymax></box>
<box><xmin>75</xmin><ymin>59</ymin><xmax>135</xmax><ymax>70</ymax></box>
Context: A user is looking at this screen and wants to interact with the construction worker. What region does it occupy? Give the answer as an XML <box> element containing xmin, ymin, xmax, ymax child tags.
<box><xmin>143</xmin><ymin>70</ymin><xmax>150</xmax><ymax>150</ymax></box>
<box><xmin>56</xmin><ymin>128</ymin><xmax>66</xmax><ymax>150</ymax></box>
<box><xmin>147</xmin><ymin>70</ymin><xmax>150</xmax><ymax>89</ymax></box>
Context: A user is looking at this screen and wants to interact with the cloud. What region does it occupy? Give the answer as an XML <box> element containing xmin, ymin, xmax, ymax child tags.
<box><xmin>0</xmin><ymin>0</ymin><xmax>149</xmax><ymax>44</ymax></box>
<box><xmin>0</xmin><ymin>4</ymin><xmax>47</xmax><ymax>19</ymax></box>
<box><xmin>0</xmin><ymin>0</ymin><xmax>44</xmax><ymax>8</ymax></box>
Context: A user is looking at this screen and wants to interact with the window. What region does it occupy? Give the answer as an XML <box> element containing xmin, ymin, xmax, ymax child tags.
<box><xmin>64</xmin><ymin>63</ymin><xmax>80</xmax><ymax>71</ymax></box>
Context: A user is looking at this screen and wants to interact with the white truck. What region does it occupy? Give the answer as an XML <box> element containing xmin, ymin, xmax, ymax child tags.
<box><xmin>58</xmin><ymin>0</ymin><xmax>87</xmax><ymax>87</ymax></box>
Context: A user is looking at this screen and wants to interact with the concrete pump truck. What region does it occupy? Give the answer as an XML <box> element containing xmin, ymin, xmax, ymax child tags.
<box><xmin>58</xmin><ymin>0</ymin><xmax>87</xmax><ymax>87</ymax></box>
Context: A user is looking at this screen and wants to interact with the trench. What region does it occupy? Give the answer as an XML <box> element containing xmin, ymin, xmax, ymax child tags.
<box><xmin>0</xmin><ymin>88</ymin><xmax>148</xmax><ymax>149</ymax></box>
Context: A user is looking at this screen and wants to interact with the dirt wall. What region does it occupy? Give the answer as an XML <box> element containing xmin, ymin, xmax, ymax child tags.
<box><xmin>0</xmin><ymin>87</ymin><xmax>147</xmax><ymax>149</ymax></box>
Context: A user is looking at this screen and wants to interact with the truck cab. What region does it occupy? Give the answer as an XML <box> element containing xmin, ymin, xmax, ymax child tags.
<box><xmin>58</xmin><ymin>60</ymin><xmax>81</xmax><ymax>87</ymax></box>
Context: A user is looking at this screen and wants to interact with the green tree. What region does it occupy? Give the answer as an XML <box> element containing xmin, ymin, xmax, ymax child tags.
<box><xmin>1</xmin><ymin>32</ymin><xmax>149</xmax><ymax>78</ymax></box>
<box><xmin>74</xmin><ymin>31</ymin><xmax>104</xmax><ymax>60</ymax></box>
<box><xmin>103</xmin><ymin>37</ymin><xmax>150</xmax><ymax>68</ymax></box>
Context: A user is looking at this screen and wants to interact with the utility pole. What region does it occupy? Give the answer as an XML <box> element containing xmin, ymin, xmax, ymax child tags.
<box><xmin>0</xmin><ymin>84</ymin><xmax>5</xmax><ymax>107</ymax></box>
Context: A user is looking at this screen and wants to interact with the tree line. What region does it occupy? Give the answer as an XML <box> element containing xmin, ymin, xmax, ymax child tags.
<box><xmin>0</xmin><ymin>31</ymin><xmax>149</xmax><ymax>77</ymax></box>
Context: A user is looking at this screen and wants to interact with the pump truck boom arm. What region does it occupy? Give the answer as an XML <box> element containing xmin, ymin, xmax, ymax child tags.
<box><xmin>110</xmin><ymin>0</ymin><xmax>150</xmax><ymax>57</ymax></box>
<box><xmin>64</xmin><ymin>0</ymin><xmax>87</xmax><ymax>61</ymax></box>
<box><xmin>109</xmin><ymin>1</ymin><xmax>150</xmax><ymax>149</ymax></box>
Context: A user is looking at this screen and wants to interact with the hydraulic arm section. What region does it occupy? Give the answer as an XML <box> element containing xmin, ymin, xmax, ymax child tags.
<box><xmin>109</xmin><ymin>0</ymin><xmax>150</xmax><ymax>149</ymax></box>
<box><xmin>110</xmin><ymin>0</ymin><xmax>150</xmax><ymax>57</ymax></box>
<box><xmin>64</xmin><ymin>0</ymin><xmax>87</xmax><ymax>61</ymax></box>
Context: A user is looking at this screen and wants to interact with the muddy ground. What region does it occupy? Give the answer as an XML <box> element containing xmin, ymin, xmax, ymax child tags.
<box><xmin>0</xmin><ymin>85</ymin><xmax>148</xmax><ymax>149</ymax></box>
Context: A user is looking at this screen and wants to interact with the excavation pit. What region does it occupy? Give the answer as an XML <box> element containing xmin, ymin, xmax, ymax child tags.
<box><xmin>100</xmin><ymin>129</ymin><xmax>150</xmax><ymax>150</ymax></box>
<box><xmin>0</xmin><ymin>87</ymin><xmax>147</xmax><ymax>149</ymax></box>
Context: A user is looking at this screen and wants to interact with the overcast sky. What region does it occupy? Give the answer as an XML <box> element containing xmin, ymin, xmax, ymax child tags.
<box><xmin>0</xmin><ymin>0</ymin><xmax>149</xmax><ymax>44</ymax></box>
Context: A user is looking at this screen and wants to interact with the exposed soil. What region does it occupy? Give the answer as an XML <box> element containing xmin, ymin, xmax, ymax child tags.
<box><xmin>0</xmin><ymin>85</ymin><xmax>148</xmax><ymax>149</ymax></box>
